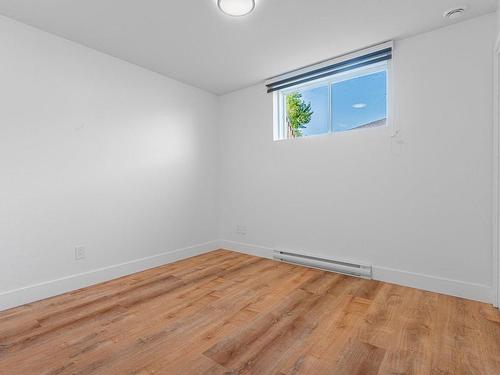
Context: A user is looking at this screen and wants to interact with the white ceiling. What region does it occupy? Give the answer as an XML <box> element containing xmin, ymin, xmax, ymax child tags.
<box><xmin>0</xmin><ymin>0</ymin><xmax>496</xmax><ymax>94</ymax></box>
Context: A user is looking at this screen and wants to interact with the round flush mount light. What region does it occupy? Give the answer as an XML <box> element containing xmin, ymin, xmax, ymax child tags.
<box><xmin>443</xmin><ymin>7</ymin><xmax>466</xmax><ymax>19</ymax></box>
<box><xmin>352</xmin><ymin>103</ymin><xmax>367</xmax><ymax>109</ymax></box>
<box><xmin>218</xmin><ymin>0</ymin><xmax>255</xmax><ymax>17</ymax></box>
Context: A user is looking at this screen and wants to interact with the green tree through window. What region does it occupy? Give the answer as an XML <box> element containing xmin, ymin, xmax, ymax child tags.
<box><xmin>286</xmin><ymin>92</ymin><xmax>313</xmax><ymax>138</ymax></box>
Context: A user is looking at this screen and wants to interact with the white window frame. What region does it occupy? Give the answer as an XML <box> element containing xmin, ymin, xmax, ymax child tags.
<box><xmin>274</xmin><ymin>61</ymin><xmax>392</xmax><ymax>141</ymax></box>
<box><xmin>272</xmin><ymin>42</ymin><xmax>395</xmax><ymax>141</ymax></box>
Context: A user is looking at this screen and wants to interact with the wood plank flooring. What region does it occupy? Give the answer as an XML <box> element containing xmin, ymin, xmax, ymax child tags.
<box><xmin>1</xmin><ymin>250</ymin><xmax>499</xmax><ymax>374</ymax></box>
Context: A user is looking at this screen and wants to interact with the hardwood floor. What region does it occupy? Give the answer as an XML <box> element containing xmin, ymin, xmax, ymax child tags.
<box><xmin>1</xmin><ymin>250</ymin><xmax>499</xmax><ymax>374</ymax></box>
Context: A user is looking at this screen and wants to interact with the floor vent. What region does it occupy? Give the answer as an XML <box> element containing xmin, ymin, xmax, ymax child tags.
<box><xmin>273</xmin><ymin>250</ymin><xmax>372</xmax><ymax>279</ymax></box>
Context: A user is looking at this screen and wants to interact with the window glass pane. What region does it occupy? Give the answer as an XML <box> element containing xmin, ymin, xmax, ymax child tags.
<box><xmin>331</xmin><ymin>70</ymin><xmax>387</xmax><ymax>133</ymax></box>
<box><xmin>285</xmin><ymin>85</ymin><xmax>328</xmax><ymax>138</ymax></box>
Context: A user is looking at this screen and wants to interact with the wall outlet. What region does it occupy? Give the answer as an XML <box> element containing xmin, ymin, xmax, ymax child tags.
<box><xmin>75</xmin><ymin>246</ymin><xmax>86</xmax><ymax>261</ymax></box>
<box><xmin>236</xmin><ymin>225</ymin><xmax>247</xmax><ymax>235</ymax></box>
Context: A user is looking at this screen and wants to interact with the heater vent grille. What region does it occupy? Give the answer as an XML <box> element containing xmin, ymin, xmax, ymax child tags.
<box><xmin>273</xmin><ymin>250</ymin><xmax>372</xmax><ymax>279</ymax></box>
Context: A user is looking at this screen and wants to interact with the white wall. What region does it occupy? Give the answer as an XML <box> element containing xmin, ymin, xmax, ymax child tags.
<box><xmin>498</xmin><ymin>1</ymin><xmax>500</xmax><ymax>33</ymax></box>
<box><xmin>219</xmin><ymin>13</ymin><xmax>497</xmax><ymax>302</ymax></box>
<box><xmin>0</xmin><ymin>11</ymin><xmax>497</xmax><ymax>310</ymax></box>
<box><xmin>0</xmin><ymin>16</ymin><xmax>219</xmax><ymax>309</ymax></box>
<box><xmin>496</xmin><ymin>3</ymin><xmax>500</xmax><ymax>307</ymax></box>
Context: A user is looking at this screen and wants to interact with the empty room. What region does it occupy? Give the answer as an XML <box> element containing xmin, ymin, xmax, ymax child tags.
<box><xmin>1</xmin><ymin>0</ymin><xmax>500</xmax><ymax>374</ymax></box>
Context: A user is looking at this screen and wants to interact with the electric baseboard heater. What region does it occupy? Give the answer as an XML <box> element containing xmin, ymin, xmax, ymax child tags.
<box><xmin>273</xmin><ymin>250</ymin><xmax>372</xmax><ymax>279</ymax></box>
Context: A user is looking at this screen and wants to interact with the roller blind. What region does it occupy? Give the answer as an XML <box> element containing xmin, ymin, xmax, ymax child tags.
<box><xmin>266</xmin><ymin>42</ymin><xmax>393</xmax><ymax>93</ymax></box>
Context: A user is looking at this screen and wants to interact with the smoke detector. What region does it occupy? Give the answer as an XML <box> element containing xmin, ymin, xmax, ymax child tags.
<box><xmin>443</xmin><ymin>7</ymin><xmax>466</xmax><ymax>19</ymax></box>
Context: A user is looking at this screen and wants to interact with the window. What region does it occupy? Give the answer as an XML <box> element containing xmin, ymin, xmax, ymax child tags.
<box><xmin>269</xmin><ymin>43</ymin><xmax>392</xmax><ymax>140</ymax></box>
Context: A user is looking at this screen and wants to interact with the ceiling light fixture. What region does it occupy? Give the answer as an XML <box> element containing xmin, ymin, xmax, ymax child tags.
<box><xmin>352</xmin><ymin>103</ymin><xmax>367</xmax><ymax>109</ymax></box>
<box><xmin>443</xmin><ymin>7</ymin><xmax>466</xmax><ymax>19</ymax></box>
<box><xmin>218</xmin><ymin>0</ymin><xmax>255</xmax><ymax>17</ymax></box>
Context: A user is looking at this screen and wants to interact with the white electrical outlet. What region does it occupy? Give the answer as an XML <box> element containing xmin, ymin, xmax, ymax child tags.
<box><xmin>236</xmin><ymin>225</ymin><xmax>247</xmax><ymax>235</ymax></box>
<box><xmin>75</xmin><ymin>246</ymin><xmax>86</xmax><ymax>261</ymax></box>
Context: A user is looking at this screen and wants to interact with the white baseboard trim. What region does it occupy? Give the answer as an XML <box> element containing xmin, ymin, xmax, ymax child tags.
<box><xmin>372</xmin><ymin>266</ymin><xmax>493</xmax><ymax>304</ymax></box>
<box><xmin>3</xmin><ymin>239</ymin><xmax>493</xmax><ymax>311</ymax></box>
<box><xmin>219</xmin><ymin>239</ymin><xmax>494</xmax><ymax>304</ymax></box>
<box><xmin>218</xmin><ymin>239</ymin><xmax>274</xmax><ymax>259</ymax></box>
<box><xmin>0</xmin><ymin>240</ymin><xmax>220</xmax><ymax>312</ymax></box>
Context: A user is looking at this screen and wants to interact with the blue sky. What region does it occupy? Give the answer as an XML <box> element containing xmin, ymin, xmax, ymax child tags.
<box><xmin>297</xmin><ymin>71</ymin><xmax>387</xmax><ymax>136</ymax></box>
